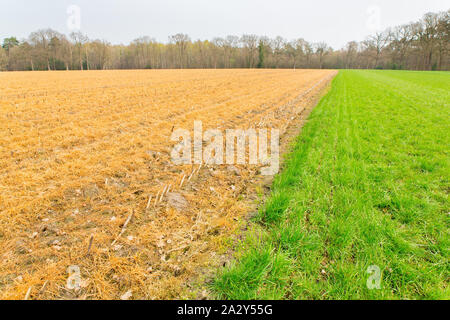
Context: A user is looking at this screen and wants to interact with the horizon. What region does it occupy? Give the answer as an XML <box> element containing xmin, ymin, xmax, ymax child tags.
<box><xmin>2</xmin><ymin>0</ymin><xmax>449</xmax><ymax>50</ymax></box>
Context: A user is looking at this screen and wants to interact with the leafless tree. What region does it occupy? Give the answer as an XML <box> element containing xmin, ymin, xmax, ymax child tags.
<box><xmin>70</xmin><ymin>32</ymin><xmax>88</xmax><ymax>70</ymax></box>
<box><xmin>0</xmin><ymin>47</ymin><xmax>7</xmax><ymax>71</ymax></box>
<box><xmin>271</xmin><ymin>36</ymin><xmax>286</xmax><ymax>68</ymax></box>
<box><xmin>169</xmin><ymin>33</ymin><xmax>191</xmax><ymax>68</ymax></box>
<box><xmin>314</xmin><ymin>42</ymin><xmax>331</xmax><ymax>69</ymax></box>
<box><xmin>2</xmin><ymin>9</ymin><xmax>449</xmax><ymax>71</ymax></box>
<box><xmin>367</xmin><ymin>31</ymin><xmax>391</xmax><ymax>68</ymax></box>
<box><xmin>240</xmin><ymin>34</ymin><xmax>258</xmax><ymax>68</ymax></box>
<box><xmin>344</xmin><ymin>41</ymin><xmax>359</xmax><ymax>69</ymax></box>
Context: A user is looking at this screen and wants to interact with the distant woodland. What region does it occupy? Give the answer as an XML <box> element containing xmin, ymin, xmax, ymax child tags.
<box><xmin>1</xmin><ymin>10</ymin><xmax>448</xmax><ymax>71</ymax></box>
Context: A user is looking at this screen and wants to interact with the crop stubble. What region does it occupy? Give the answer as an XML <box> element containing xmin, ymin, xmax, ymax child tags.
<box><xmin>0</xmin><ymin>69</ymin><xmax>336</xmax><ymax>299</ymax></box>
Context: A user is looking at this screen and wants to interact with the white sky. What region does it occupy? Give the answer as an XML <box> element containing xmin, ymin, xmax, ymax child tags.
<box><xmin>2</xmin><ymin>0</ymin><xmax>449</xmax><ymax>49</ymax></box>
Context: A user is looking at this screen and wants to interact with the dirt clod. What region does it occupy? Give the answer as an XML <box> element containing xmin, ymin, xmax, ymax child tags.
<box><xmin>167</xmin><ymin>192</ymin><xmax>189</xmax><ymax>211</ymax></box>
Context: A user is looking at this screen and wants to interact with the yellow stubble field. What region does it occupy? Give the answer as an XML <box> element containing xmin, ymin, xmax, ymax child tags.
<box><xmin>0</xmin><ymin>69</ymin><xmax>336</xmax><ymax>299</ymax></box>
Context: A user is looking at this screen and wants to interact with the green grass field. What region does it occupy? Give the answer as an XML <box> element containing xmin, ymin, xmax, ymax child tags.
<box><xmin>213</xmin><ymin>70</ymin><xmax>450</xmax><ymax>300</ymax></box>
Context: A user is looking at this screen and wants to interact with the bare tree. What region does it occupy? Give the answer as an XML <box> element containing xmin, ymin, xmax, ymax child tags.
<box><xmin>389</xmin><ymin>25</ymin><xmax>414</xmax><ymax>69</ymax></box>
<box><xmin>169</xmin><ymin>33</ymin><xmax>191</xmax><ymax>68</ymax></box>
<box><xmin>29</xmin><ymin>29</ymin><xmax>63</xmax><ymax>70</ymax></box>
<box><xmin>435</xmin><ymin>10</ymin><xmax>450</xmax><ymax>70</ymax></box>
<box><xmin>90</xmin><ymin>40</ymin><xmax>111</xmax><ymax>70</ymax></box>
<box><xmin>212</xmin><ymin>37</ymin><xmax>225</xmax><ymax>68</ymax></box>
<box><xmin>415</xmin><ymin>13</ymin><xmax>440</xmax><ymax>70</ymax></box>
<box><xmin>1</xmin><ymin>9</ymin><xmax>449</xmax><ymax>72</ymax></box>
<box><xmin>343</xmin><ymin>41</ymin><xmax>359</xmax><ymax>69</ymax></box>
<box><xmin>367</xmin><ymin>31</ymin><xmax>391</xmax><ymax>68</ymax></box>
<box><xmin>0</xmin><ymin>47</ymin><xmax>7</xmax><ymax>71</ymax></box>
<box><xmin>285</xmin><ymin>38</ymin><xmax>307</xmax><ymax>69</ymax></box>
<box><xmin>224</xmin><ymin>35</ymin><xmax>239</xmax><ymax>68</ymax></box>
<box><xmin>70</xmin><ymin>32</ymin><xmax>88</xmax><ymax>70</ymax></box>
<box><xmin>314</xmin><ymin>42</ymin><xmax>331</xmax><ymax>69</ymax></box>
<box><xmin>271</xmin><ymin>36</ymin><xmax>286</xmax><ymax>68</ymax></box>
<box><xmin>241</xmin><ymin>34</ymin><xmax>258</xmax><ymax>68</ymax></box>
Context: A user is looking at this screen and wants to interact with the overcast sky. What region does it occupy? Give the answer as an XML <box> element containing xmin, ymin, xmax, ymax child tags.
<box><xmin>2</xmin><ymin>0</ymin><xmax>448</xmax><ymax>49</ymax></box>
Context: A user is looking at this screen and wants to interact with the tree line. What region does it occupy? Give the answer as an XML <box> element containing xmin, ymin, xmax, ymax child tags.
<box><xmin>1</xmin><ymin>10</ymin><xmax>448</xmax><ymax>71</ymax></box>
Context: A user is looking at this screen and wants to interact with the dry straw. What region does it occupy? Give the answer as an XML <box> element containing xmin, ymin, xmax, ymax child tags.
<box><xmin>0</xmin><ymin>69</ymin><xmax>336</xmax><ymax>299</ymax></box>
